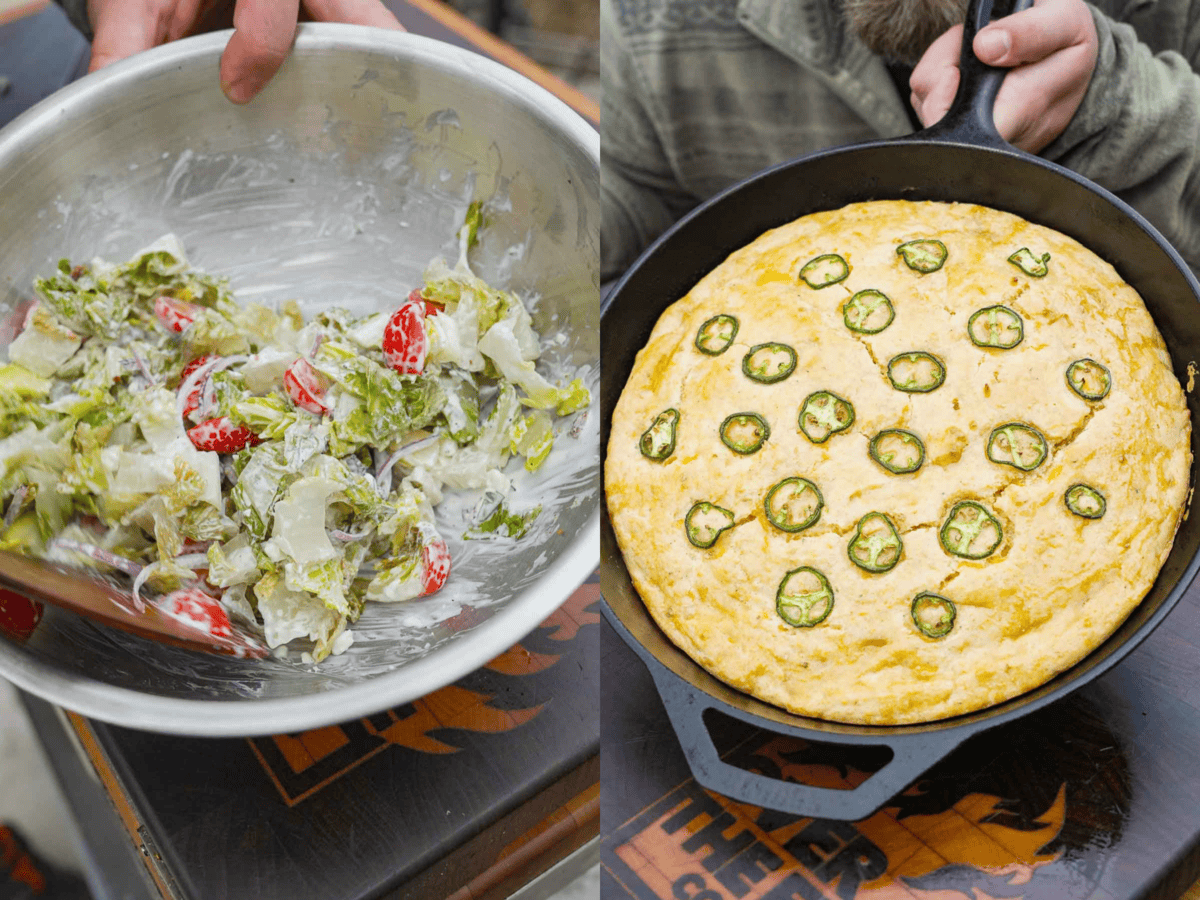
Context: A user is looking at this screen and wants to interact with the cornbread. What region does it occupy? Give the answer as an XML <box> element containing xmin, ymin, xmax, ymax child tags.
<box><xmin>605</xmin><ymin>200</ymin><xmax>1191</xmax><ymax>724</ymax></box>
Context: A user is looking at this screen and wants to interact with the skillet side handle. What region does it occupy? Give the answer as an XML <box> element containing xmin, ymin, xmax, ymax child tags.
<box><xmin>650</xmin><ymin>667</ymin><xmax>966</xmax><ymax>821</ymax></box>
<box><xmin>917</xmin><ymin>0</ymin><xmax>1035</xmax><ymax>148</ymax></box>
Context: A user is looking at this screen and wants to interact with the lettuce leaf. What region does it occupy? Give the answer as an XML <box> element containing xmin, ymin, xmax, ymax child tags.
<box><xmin>34</xmin><ymin>272</ymin><xmax>132</xmax><ymax>340</ymax></box>
<box><xmin>464</xmin><ymin>492</ymin><xmax>540</xmax><ymax>540</ymax></box>
<box><xmin>230</xmin><ymin>444</ymin><xmax>294</xmax><ymax>540</ymax></box>
<box><xmin>207</xmin><ymin>533</ymin><xmax>261</xmax><ymax>588</ymax></box>
<box><xmin>253</xmin><ymin>572</ymin><xmax>340</xmax><ymax>650</ymax></box>
<box><xmin>477</xmin><ymin>319</ymin><xmax>563</xmax><ymax>410</ymax></box>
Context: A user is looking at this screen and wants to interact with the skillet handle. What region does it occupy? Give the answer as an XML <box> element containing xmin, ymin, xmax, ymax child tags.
<box><xmin>917</xmin><ymin>0</ymin><xmax>1036</xmax><ymax>148</ymax></box>
<box><xmin>648</xmin><ymin>664</ymin><xmax>966</xmax><ymax>821</ymax></box>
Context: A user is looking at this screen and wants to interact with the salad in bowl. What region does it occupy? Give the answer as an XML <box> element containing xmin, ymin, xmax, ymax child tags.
<box><xmin>0</xmin><ymin>209</ymin><xmax>587</xmax><ymax>662</ymax></box>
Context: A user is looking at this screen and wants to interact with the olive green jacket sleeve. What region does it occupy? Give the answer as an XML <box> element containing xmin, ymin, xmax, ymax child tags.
<box><xmin>601</xmin><ymin>0</ymin><xmax>886</xmax><ymax>280</ymax></box>
<box><xmin>601</xmin><ymin>0</ymin><xmax>697</xmax><ymax>281</ymax></box>
<box><xmin>1042</xmin><ymin>2</ymin><xmax>1200</xmax><ymax>272</ymax></box>
<box><xmin>602</xmin><ymin>0</ymin><xmax>1200</xmax><ymax>281</ymax></box>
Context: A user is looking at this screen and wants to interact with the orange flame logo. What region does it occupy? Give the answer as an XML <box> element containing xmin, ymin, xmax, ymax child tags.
<box><xmin>248</xmin><ymin>583</ymin><xmax>598</xmax><ymax>805</ymax></box>
<box><xmin>606</xmin><ymin>734</ymin><xmax>1073</xmax><ymax>900</ymax></box>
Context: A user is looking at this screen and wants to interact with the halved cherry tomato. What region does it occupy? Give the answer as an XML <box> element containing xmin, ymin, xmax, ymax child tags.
<box><xmin>187</xmin><ymin>417</ymin><xmax>262</xmax><ymax>453</ymax></box>
<box><xmin>421</xmin><ymin>537</ymin><xmax>451</xmax><ymax>595</ymax></box>
<box><xmin>383</xmin><ymin>298</ymin><xmax>428</xmax><ymax>375</ymax></box>
<box><xmin>154</xmin><ymin>296</ymin><xmax>201</xmax><ymax>333</ymax></box>
<box><xmin>0</xmin><ymin>587</ymin><xmax>42</xmax><ymax>643</ymax></box>
<box><xmin>409</xmin><ymin>287</ymin><xmax>442</xmax><ymax>318</ymax></box>
<box><xmin>283</xmin><ymin>358</ymin><xmax>331</xmax><ymax>415</ymax></box>
<box><xmin>160</xmin><ymin>588</ymin><xmax>233</xmax><ymax>640</ymax></box>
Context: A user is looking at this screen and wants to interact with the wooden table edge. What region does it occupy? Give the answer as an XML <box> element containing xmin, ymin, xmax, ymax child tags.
<box><xmin>0</xmin><ymin>0</ymin><xmax>47</xmax><ymax>27</ymax></box>
<box><xmin>399</xmin><ymin>0</ymin><xmax>598</xmax><ymax>127</ymax></box>
<box><xmin>64</xmin><ymin>710</ymin><xmax>175</xmax><ymax>898</ymax></box>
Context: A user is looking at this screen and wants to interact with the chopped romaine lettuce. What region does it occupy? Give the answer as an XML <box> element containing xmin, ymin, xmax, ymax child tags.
<box><xmin>33</xmin><ymin>272</ymin><xmax>132</xmax><ymax>341</ymax></box>
<box><xmin>8</xmin><ymin>306</ymin><xmax>83</xmax><ymax>377</ymax></box>
<box><xmin>514</xmin><ymin>410</ymin><xmax>554</xmax><ymax>472</ymax></box>
<box><xmin>465</xmin><ymin>492</ymin><xmax>541</xmax><ymax>540</ymax></box>
<box><xmin>254</xmin><ymin>572</ymin><xmax>341</xmax><ymax>649</ymax></box>
<box><xmin>461</xmin><ymin>200</ymin><xmax>484</xmax><ymax>251</ymax></box>
<box><xmin>265</xmin><ymin>475</ymin><xmax>340</xmax><ymax>567</ymax></box>
<box><xmin>439</xmin><ymin>370</ymin><xmax>480</xmax><ymax>445</ymax></box>
<box><xmin>420</xmin><ymin>256</ymin><xmax>511</xmax><ymax>336</ymax></box>
<box><xmin>478</xmin><ymin>319</ymin><xmax>567</xmax><ymax>410</ymax></box>
<box><xmin>207</xmin><ymin>533</ymin><xmax>260</xmax><ymax>587</ymax></box>
<box><xmin>4</xmin><ymin>228</ymin><xmax>580</xmax><ymax>661</ymax></box>
<box><xmin>230</xmin><ymin>443</ymin><xmax>294</xmax><ymax>539</ymax></box>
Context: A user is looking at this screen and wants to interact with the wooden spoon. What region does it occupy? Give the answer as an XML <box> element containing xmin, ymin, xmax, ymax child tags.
<box><xmin>0</xmin><ymin>549</ymin><xmax>268</xmax><ymax>658</ymax></box>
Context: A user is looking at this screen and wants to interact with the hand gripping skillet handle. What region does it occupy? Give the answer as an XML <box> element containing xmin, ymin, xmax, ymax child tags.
<box><xmin>647</xmin><ymin>663</ymin><xmax>968</xmax><ymax>821</ymax></box>
<box><xmin>917</xmin><ymin>0</ymin><xmax>1037</xmax><ymax>149</ymax></box>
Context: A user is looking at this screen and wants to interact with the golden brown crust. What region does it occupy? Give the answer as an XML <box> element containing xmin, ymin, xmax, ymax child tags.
<box><xmin>605</xmin><ymin>200</ymin><xmax>1192</xmax><ymax>725</ymax></box>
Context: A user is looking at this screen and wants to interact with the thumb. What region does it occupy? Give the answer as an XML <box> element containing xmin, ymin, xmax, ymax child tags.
<box><xmin>220</xmin><ymin>0</ymin><xmax>300</xmax><ymax>104</ymax></box>
<box><xmin>88</xmin><ymin>0</ymin><xmax>166</xmax><ymax>72</ymax></box>
<box><xmin>917</xmin><ymin>65</ymin><xmax>960</xmax><ymax>128</ymax></box>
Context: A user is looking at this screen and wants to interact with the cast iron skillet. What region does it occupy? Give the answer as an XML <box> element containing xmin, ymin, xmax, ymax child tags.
<box><xmin>601</xmin><ymin>0</ymin><xmax>1200</xmax><ymax>820</ymax></box>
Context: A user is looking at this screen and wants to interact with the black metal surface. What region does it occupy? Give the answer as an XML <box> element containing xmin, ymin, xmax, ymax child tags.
<box><xmin>78</xmin><ymin>585</ymin><xmax>600</xmax><ymax>900</ymax></box>
<box><xmin>18</xmin><ymin>693</ymin><xmax>158</xmax><ymax>900</ymax></box>
<box><xmin>915</xmin><ymin>0</ymin><xmax>1023</xmax><ymax>150</ymax></box>
<box><xmin>601</xmin><ymin>605</ymin><xmax>967</xmax><ymax>821</ymax></box>
<box><xmin>600</xmin><ymin>0</ymin><xmax>1200</xmax><ymax>819</ymax></box>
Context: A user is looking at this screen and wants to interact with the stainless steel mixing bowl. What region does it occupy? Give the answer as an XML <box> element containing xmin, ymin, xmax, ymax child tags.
<box><xmin>0</xmin><ymin>25</ymin><xmax>599</xmax><ymax>735</ymax></box>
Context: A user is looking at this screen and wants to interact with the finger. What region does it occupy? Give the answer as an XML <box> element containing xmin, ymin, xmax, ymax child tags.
<box><xmin>163</xmin><ymin>0</ymin><xmax>207</xmax><ymax>40</ymax></box>
<box><xmin>220</xmin><ymin>0</ymin><xmax>300</xmax><ymax>103</ymax></box>
<box><xmin>910</xmin><ymin>24</ymin><xmax>962</xmax><ymax>101</ymax></box>
<box><xmin>302</xmin><ymin>0</ymin><xmax>403</xmax><ymax>29</ymax></box>
<box><xmin>914</xmin><ymin>65</ymin><xmax>960</xmax><ymax>128</ymax></box>
<box><xmin>88</xmin><ymin>0</ymin><xmax>169</xmax><ymax>72</ymax></box>
<box><xmin>991</xmin><ymin>41</ymin><xmax>1094</xmax><ymax>151</ymax></box>
<box><xmin>176</xmin><ymin>0</ymin><xmax>228</xmax><ymax>38</ymax></box>
<box><xmin>974</xmin><ymin>0</ymin><xmax>1093</xmax><ymax>67</ymax></box>
<box><xmin>190</xmin><ymin>0</ymin><xmax>236</xmax><ymax>35</ymax></box>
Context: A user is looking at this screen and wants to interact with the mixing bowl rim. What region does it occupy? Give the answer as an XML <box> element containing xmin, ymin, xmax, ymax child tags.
<box><xmin>0</xmin><ymin>22</ymin><xmax>600</xmax><ymax>737</ymax></box>
<box><xmin>0</xmin><ymin>24</ymin><xmax>600</xmax><ymax>159</ymax></box>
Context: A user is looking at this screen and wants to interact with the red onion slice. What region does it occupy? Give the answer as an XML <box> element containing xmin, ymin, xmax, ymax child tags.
<box><xmin>50</xmin><ymin>538</ymin><xmax>144</xmax><ymax>577</ymax></box>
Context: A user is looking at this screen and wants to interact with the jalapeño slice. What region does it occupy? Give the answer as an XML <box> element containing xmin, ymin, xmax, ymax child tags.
<box><xmin>911</xmin><ymin>592</ymin><xmax>956</xmax><ymax>638</ymax></box>
<box><xmin>887</xmin><ymin>351</ymin><xmax>946</xmax><ymax>393</ymax></box>
<box><xmin>640</xmin><ymin>408</ymin><xmax>679</xmax><ymax>460</ymax></box>
<box><xmin>743</xmin><ymin>343</ymin><xmax>797</xmax><ymax>384</ymax></box>
<box><xmin>764</xmin><ymin>477</ymin><xmax>823</xmax><ymax>533</ymax></box>
<box><xmin>968</xmin><ymin>305</ymin><xmax>1024</xmax><ymax>349</ymax></box>
<box><xmin>799</xmin><ymin>253</ymin><xmax>850</xmax><ymax>288</ymax></box>
<box><xmin>939</xmin><ymin>500</ymin><xmax>1003</xmax><ymax>559</ymax></box>
<box><xmin>1066</xmin><ymin>358</ymin><xmax>1111</xmax><ymax>401</ymax></box>
<box><xmin>986</xmin><ymin>422</ymin><xmax>1048</xmax><ymax>471</ymax></box>
<box><xmin>685</xmin><ymin>501</ymin><xmax>736</xmax><ymax>549</ymax></box>
<box><xmin>1065</xmin><ymin>484</ymin><xmax>1106</xmax><ymax>519</ymax></box>
<box><xmin>869</xmin><ymin>429</ymin><xmax>925</xmax><ymax>474</ymax></box>
<box><xmin>696</xmin><ymin>314</ymin><xmax>739</xmax><ymax>355</ymax></box>
<box><xmin>897</xmin><ymin>239</ymin><xmax>948</xmax><ymax>273</ymax></box>
<box><xmin>847</xmin><ymin>512</ymin><xmax>903</xmax><ymax>573</ymax></box>
<box><xmin>798</xmin><ymin>391</ymin><xmax>855</xmax><ymax>443</ymax></box>
<box><xmin>776</xmin><ymin>566</ymin><xmax>834</xmax><ymax>627</ymax></box>
<box><xmin>720</xmin><ymin>412</ymin><xmax>770</xmax><ymax>454</ymax></box>
<box><xmin>843</xmin><ymin>289</ymin><xmax>895</xmax><ymax>334</ymax></box>
<box><xmin>1008</xmin><ymin>247</ymin><xmax>1051</xmax><ymax>277</ymax></box>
